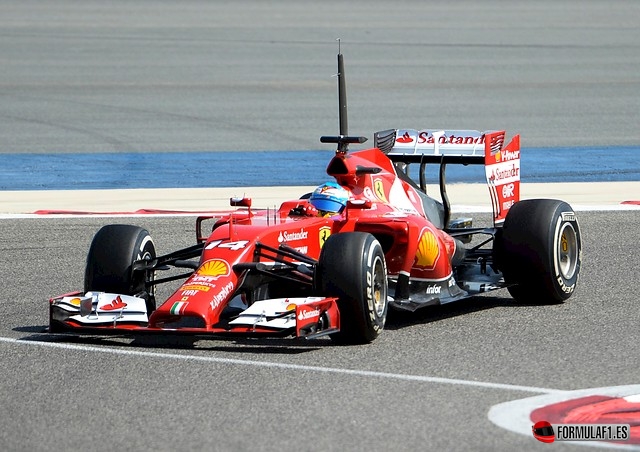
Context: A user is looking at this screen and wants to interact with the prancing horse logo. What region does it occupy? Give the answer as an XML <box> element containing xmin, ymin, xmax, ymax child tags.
<box><xmin>319</xmin><ymin>226</ymin><xmax>331</xmax><ymax>248</ymax></box>
<box><xmin>373</xmin><ymin>179</ymin><xmax>388</xmax><ymax>203</ymax></box>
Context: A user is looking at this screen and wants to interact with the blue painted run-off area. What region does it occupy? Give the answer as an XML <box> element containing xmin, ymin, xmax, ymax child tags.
<box><xmin>0</xmin><ymin>147</ymin><xmax>638</xmax><ymax>190</ymax></box>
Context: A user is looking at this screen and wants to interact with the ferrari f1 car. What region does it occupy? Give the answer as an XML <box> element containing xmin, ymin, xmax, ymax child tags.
<box><xmin>49</xmin><ymin>52</ymin><xmax>582</xmax><ymax>344</ymax></box>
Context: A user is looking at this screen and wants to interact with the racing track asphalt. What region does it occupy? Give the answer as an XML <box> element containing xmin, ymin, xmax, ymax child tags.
<box><xmin>1</xmin><ymin>1</ymin><xmax>639</xmax><ymax>451</ymax></box>
<box><xmin>1</xmin><ymin>211</ymin><xmax>639</xmax><ymax>452</ymax></box>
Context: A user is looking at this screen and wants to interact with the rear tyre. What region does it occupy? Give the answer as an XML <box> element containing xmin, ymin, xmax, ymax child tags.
<box><xmin>316</xmin><ymin>232</ymin><xmax>388</xmax><ymax>344</ymax></box>
<box><xmin>498</xmin><ymin>199</ymin><xmax>581</xmax><ymax>304</ymax></box>
<box><xmin>84</xmin><ymin>224</ymin><xmax>156</xmax><ymax>313</ymax></box>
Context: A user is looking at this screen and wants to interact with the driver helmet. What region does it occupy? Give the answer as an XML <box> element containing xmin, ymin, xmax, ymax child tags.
<box><xmin>309</xmin><ymin>182</ymin><xmax>349</xmax><ymax>216</ymax></box>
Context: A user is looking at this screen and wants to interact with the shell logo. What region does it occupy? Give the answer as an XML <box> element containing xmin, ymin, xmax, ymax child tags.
<box><xmin>197</xmin><ymin>259</ymin><xmax>230</xmax><ymax>278</ymax></box>
<box><xmin>414</xmin><ymin>229</ymin><xmax>440</xmax><ymax>269</ymax></box>
<box><xmin>69</xmin><ymin>297</ymin><xmax>82</xmax><ymax>306</ymax></box>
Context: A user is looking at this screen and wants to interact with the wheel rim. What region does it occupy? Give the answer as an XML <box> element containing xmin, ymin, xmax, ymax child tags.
<box><xmin>372</xmin><ymin>255</ymin><xmax>387</xmax><ymax>317</ymax></box>
<box><xmin>557</xmin><ymin>222</ymin><xmax>578</xmax><ymax>279</ymax></box>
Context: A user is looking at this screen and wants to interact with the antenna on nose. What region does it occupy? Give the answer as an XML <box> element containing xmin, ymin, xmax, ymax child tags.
<box><xmin>320</xmin><ymin>39</ymin><xmax>368</xmax><ymax>154</ymax></box>
<box><xmin>337</xmin><ymin>39</ymin><xmax>348</xmax><ymax>139</ymax></box>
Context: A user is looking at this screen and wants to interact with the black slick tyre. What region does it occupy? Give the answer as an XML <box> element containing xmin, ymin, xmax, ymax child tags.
<box><xmin>84</xmin><ymin>224</ymin><xmax>156</xmax><ymax>312</ymax></box>
<box><xmin>316</xmin><ymin>232</ymin><xmax>388</xmax><ymax>344</ymax></box>
<box><xmin>498</xmin><ymin>199</ymin><xmax>581</xmax><ymax>304</ymax></box>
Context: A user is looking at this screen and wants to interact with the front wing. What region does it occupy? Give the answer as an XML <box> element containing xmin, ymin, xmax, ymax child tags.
<box><xmin>49</xmin><ymin>292</ymin><xmax>340</xmax><ymax>340</ymax></box>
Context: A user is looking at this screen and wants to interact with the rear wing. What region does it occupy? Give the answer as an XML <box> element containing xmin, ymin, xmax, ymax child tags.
<box><xmin>374</xmin><ymin>129</ymin><xmax>520</xmax><ymax>224</ymax></box>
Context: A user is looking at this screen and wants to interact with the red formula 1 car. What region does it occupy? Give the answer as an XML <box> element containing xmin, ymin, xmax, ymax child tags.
<box><xmin>49</xmin><ymin>53</ymin><xmax>582</xmax><ymax>344</ymax></box>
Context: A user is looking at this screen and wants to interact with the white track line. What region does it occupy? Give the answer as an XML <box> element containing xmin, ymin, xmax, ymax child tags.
<box><xmin>0</xmin><ymin>336</ymin><xmax>564</xmax><ymax>395</ymax></box>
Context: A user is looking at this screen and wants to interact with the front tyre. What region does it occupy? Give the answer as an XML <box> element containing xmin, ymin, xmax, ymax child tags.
<box><xmin>84</xmin><ymin>224</ymin><xmax>156</xmax><ymax>313</ymax></box>
<box><xmin>316</xmin><ymin>232</ymin><xmax>388</xmax><ymax>344</ymax></box>
<box><xmin>498</xmin><ymin>199</ymin><xmax>581</xmax><ymax>304</ymax></box>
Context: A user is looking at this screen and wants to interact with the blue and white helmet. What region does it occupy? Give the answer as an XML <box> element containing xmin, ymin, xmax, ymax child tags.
<box><xmin>309</xmin><ymin>182</ymin><xmax>349</xmax><ymax>214</ymax></box>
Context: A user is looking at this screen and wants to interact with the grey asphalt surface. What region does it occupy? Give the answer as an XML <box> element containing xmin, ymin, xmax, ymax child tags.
<box><xmin>1</xmin><ymin>212</ymin><xmax>639</xmax><ymax>452</ymax></box>
<box><xmin>1</xmin><ymin>1</ymin><xmax>639</xmax><ymax>451</ymax></box>
<box><xmin>1</xmin><ymin>0</ymin><xmax>639</xmax><ymax>154</ymax></box>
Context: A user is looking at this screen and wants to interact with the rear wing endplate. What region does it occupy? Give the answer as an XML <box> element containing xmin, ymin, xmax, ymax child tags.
<box><xmin>374</xmin><ymin>129</ymin><xmax>521</xmax><ymax>224</ymax></box>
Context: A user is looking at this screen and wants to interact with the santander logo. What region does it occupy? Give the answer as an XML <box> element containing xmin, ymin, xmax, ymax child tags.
<box><xmin>278</xmin><ymin>228</ymin><xmax>308</xmax><ymax>243</ymax></box>
<box><xmin>101</xmin><ymin>295</ymin><xmax>127</xmax><ymax>311</ymax></box>
<box><xmin>396</xmin><ymin>132</ymin><xmax>414</xmax><ymax>143</ymax></box>
<box><xmin>297</xmin><ymin>308</ymin><xmax>320</xmax><ymax>321</ymax></box>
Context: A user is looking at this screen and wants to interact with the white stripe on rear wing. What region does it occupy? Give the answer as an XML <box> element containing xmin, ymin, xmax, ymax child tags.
<box><xmin>376</xmin><ymin>129</ymin><xmax>504</xmax><ymax>159</ymax></box>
